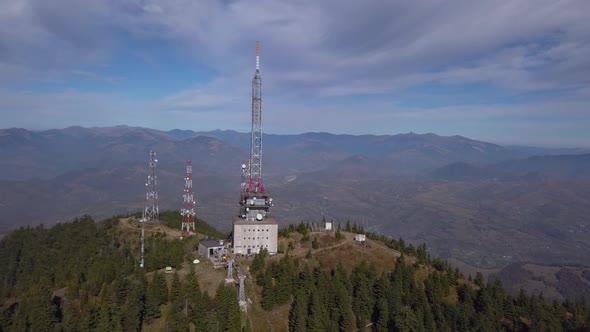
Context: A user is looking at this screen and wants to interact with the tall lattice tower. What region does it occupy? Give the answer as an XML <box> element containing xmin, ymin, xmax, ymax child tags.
<box><xmin>143</xmin><ymin>150</ymin><xmax>159</xmax><ymax>221</ymax></box>
<box><xmin>248</xmin><ymin>41</ymin><xmax>264</xmax><ymax>194</ymax></box>
<box><xmin>233</xmin><ymin>41</ymin><xmax>277</xmax><ymax>256</ymax></box>
<box><xmin>181</xmin><ymin>160</ymin><xmax>196</xmax><ymax>236</ymax></box>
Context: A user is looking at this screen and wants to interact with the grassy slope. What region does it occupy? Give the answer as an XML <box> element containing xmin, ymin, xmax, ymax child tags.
<box><xmin>112</xmin><ymin>219</ymin><xmax>463</xmax><ymax>331</ymax></box>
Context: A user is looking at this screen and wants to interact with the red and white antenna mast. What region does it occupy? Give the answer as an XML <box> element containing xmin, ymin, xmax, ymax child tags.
<box><xmin>247</xmin><ymin>41</ymin><xmax>264</xmax><ymax>193</ymax></box>
<box><xmin>181</xmin><ymin>160</ymin><xmax>196</xmax><ymax>237</ymax></box>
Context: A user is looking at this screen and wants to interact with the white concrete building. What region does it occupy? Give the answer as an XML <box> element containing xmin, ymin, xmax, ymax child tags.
<box><xmin>232</xmin><ymin>217</ymin><xmax>278</xmax><ymax>255</ymax></box>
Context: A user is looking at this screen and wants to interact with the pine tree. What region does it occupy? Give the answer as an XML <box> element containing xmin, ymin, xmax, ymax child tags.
<box><xmin>215</xmin><ymin>283</ymin><xmax>241</xmax><ymax>332</ymax></box>
<box><xmin>474</xmin><ymin>271</ymin><xmax>485</xmax><ymax>288</ymax></box>
<box><xmin>97</xmin><ymin>302</ymin><xmax>114</xmax><ymax>331</ymax></box>
<box><xmin>193</xmin><ymin>290</ymin><xmax>211</xmax><ymax>332</ymax></box>
<box><xmin>151</xmin><ymin>270</ymin><xmax>168</xmax><ymax>305</ymax></box>
<box><xmin>289</xmin><ymin>289</ymin><xmax>309</xmax><ymax>332</ymax></box>
<box><xmin>394</xmin><ymin>305</ymin><xmax>418</xmax><ymax>332</ymax></box>
<box><xmin>351</xmin><ymin>263</ymin><xmax>375</xmax><ymax>328</ymax></box>
<box><xmin>121</xmin><ymin>276</ymin><xmax>146</xmax><ymax>332</ymax></box>
<box><xmin>307</xmin><ymin>290</ymin><xmax>327</xmax><ymax>332</ymax></box>
<box><xmin>170</xmin><ymin>272</ymin><xmax>182</xmax><ymax>305</ymax></box>
<box><xmin>27</xmin><ymin>279</ymin><xmax>56</xmax><ymax>332</ymax></box>
<box><xmin>375</xmin><ymin>296</ymin><xmax>389</xmax><ymax>331</ymax></box>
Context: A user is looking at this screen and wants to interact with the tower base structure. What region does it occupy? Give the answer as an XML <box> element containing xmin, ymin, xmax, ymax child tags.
<box><xmin>232</xmin><ymin>216</ymin><xmax>278</xmax><ymax>255</ymax></box>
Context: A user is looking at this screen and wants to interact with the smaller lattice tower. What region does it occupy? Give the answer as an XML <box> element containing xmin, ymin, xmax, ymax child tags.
<box><xmin>181</xmin><ymin>160</ymin><xmax>196</xmax><ymax>236</ymax></box>
<box><xmin>143</xmin><ymin>150</ymin><xmax>159</xmax><ymax>221</ymax></box>
<box><xmin>225</xmin><ymin>259</ymin><xmax>234</xmax><ymax>283</ymax></box>
<box><xmin>238</xmin><ymin>274</ymin><xmax>247</xmax><ymax>310</ymax></box>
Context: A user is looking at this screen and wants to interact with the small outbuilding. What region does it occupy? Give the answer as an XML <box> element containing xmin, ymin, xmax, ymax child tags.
<box><xmin>199</xmin><ymin>239</ymin><xmax>225</xmax><ymax>259</ymax></box>
<box><xmin>354</xmin><ymin>234</ymin><xmax>366</xmax><ymax>242</ymax></box>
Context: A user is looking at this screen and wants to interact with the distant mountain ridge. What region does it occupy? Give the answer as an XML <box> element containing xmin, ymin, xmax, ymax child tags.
<box><xmin>432</xmin><ymin>154</ymin><xmax>590</xmax><ymax>181</ymax></box>
<box><xmin>2</xmin><ymin>125</ymin><xmax>590</xmax><ymax>288</ymax></box>
<box><xmin>0</xmin><ymin>125</ymin><xmax>535</xmax><ymax>181</ymax></box>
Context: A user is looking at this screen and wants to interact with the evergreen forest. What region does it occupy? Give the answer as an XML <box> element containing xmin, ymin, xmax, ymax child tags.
<box><xmin>0</xmin><ymin>215</ymin><xmax>588</xmax><ymax>331</ymax></box>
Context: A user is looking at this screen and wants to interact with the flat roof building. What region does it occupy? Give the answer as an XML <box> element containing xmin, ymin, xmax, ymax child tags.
<box><xmin>199</xmin><ymin>239</ymin><xmax>225</xmax><ymax>259</ymax></box>
<box><xmin>232</xmin><ymin>216</ymin><xmax>278</xmax><ymax>255</ymax></box>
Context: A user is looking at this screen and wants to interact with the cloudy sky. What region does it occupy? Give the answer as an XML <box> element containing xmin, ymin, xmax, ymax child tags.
<box><xmin>1</xmin><ymin>0</ymin><xmax>589</xmax><ymax>146</ymax></box>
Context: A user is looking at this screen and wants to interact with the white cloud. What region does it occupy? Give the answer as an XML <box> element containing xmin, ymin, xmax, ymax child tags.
<box><xmin>0</xmin><ymin>0</ymin><xmax>589</xmax><ymax>145</ymax></box>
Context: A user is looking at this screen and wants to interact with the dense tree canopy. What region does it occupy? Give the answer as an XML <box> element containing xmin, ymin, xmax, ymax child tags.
<box><xmin>0</xmin><ymin>215</ymin><xmax>239</xmax><ymax>331</ymax></box>
<box><xmin>1</xmin><ymin>216</ymin><xmax>588</xmax><ymax>331</ymax></box>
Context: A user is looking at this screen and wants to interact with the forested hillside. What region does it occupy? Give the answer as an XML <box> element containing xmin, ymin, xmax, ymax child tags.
<box><xmin>0</xmin><ymin>216</ymin><xmax>239</xmax><ymax>331</ymax></box>
<box><xmin>252</xmin><ymin>225</ymin><xmax>590</xmax><ymax>331</ymax></box>
<box><xmin>0</xmin><ymin>216</ymin><xmax>588</xmax><ymax>331</ymax></box>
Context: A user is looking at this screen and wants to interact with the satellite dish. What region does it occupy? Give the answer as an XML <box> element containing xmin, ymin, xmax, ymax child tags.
<box><xmin>241</xmin><ymin>164</ymin><xmax>247</xmax><ymax>169</ymax></box>
<box><xmin>154</xmin><ymin>159</ymin><xmax>158</xmax><ymax>162</ymax></box>
<box><xmin>253</xmin><ymin>197</ymin><xmax>257</xmax><ymax>200</ymax></box>
<box><xmin>246</xmin><ymin>208</ymin><xmax>249</xmax><ymax>211</ymax></box>
<box><xmin>269</xmin><ymin>198</ymin><xmax>273</xmax><ymax>202</ymax></box>
<box><xmin>256</xmin><ymin>213</ymin><xmax>263</xmax><ymax>221</ymax></box>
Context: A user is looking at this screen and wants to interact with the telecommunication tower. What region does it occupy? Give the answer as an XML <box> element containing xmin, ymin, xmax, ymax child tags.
<box><xmin>233</xmin><ymin>42</ymin><xmax>278</xmax><ymax>256</ymax></box>
<box><xmin>181</xmin><ymin>160</ymin><xmax>196</xmax><ymax>236</ymax></box>
<box><xmin>143</xmin><ymin>150</ymin><xmax>159</xmax><ymax>221</ymax></box>
<box><xmin>248</xmin><ymin>41</ymin><xmax>264</xmax><ymax>194</ymax></box>
<box><xmin>237</xmin><ymin>41</ymin><xmax>272</xmax><ymax>221</ymax></box>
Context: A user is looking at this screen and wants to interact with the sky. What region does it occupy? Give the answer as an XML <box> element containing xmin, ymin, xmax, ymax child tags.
<box><xmin>1</xmin><ymin>0</ymin><xmax>589</xmax><ymax>147</ymax></box>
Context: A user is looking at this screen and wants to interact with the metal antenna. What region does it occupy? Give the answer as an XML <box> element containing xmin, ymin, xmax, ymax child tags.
<box><xmin>143</xmin><ymin>150</ymin><xmax>159</xmax><ymax>221</ymax></box>
<box><xmin>181</xmin><ymin>160</ymin><xmax>196</xmax><ymax>236</ymax></box>
<box><xmin>239</xmin><ymin>161</ymin><xmax>249</xmax><ymax>217</ymax></box>
<box><xmin>248</xmin><ymin>41</ymin><xmax>264</xmax><ymax>193</ymax></box>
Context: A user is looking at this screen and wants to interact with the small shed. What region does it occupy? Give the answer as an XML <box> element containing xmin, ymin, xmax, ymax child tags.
<box><xmin>323</xmin><ymin>220</ymin><xmax>333</xmax><ymax>231</ymax></box>
<box><xmin>199</xmin><ymin>239</ymin><xmax>225</xmax><ymax>259</ymax></box>
<box><xmin>354</xmin><ymin>234</ymin><xmax>366</xmax><ymax>242</ymax></box>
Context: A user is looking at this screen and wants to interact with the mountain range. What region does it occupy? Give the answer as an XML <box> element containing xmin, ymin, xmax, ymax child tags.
<box><xmin>1</xmin><ymin>125</ymin><xmax>589</xmax><ymax>300</ymax></box>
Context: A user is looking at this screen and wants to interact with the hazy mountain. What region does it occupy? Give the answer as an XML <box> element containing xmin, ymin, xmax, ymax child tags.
<box><xmin>0</xmin><ymin>126</ymin><xmax>242</xmax><ymax>181</ymax></box>
<box><xmin>0</xmin><ymin>126</ymin><xmax>527</xmax><ymax>182</ymax></box>
<box><xmin>1</xmin><ymin>125</ymin><xmax>590</xmax><ymax>285</ymax></box>
<box><xmin>506</xmin><ymin>145</ymin><xmax>590</xmax><ymax>156</ymax></box>
<box><xmin>432</xmin><ymin>154</ymin><xmax>590</xmax><ymax>181</ymax></box>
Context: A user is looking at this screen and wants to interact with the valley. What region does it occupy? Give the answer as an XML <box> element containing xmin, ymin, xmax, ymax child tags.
<box><xmin>1</xmin><ymin>126</ymin><xmax>589</xmax><ymax>303</ymax></box>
